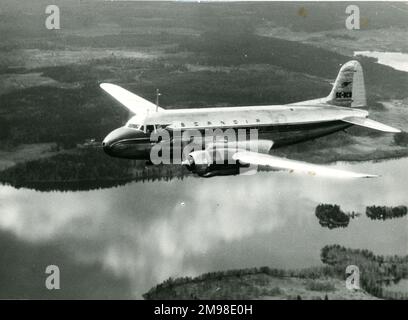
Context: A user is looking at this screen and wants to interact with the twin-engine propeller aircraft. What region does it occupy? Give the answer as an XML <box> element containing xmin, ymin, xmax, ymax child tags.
<box><xmin>101</xmin><ymin>60</ymin><xmax>400</xmax><ymax>178</ymax></box>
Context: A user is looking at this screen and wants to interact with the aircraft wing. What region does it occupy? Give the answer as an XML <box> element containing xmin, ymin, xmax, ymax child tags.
<box><xmin>100</xmin><ymin>83</ymin><xmax>165</xmax><ymax>114</ymax></box>
<box><xmin>232</xmin><ymin>151</ymin><xmax>377</xmax><ymax>179</ymax></box>
<box><xmin>342</xmin><ymin>116</ymin><xmax>400</xmax><ymax>133</ymax></box>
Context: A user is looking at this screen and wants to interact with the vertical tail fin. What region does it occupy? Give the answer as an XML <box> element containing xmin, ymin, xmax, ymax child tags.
<box><xmin>326</xmin><ymin>60</ymin><xmax>367</xmax><ymax>108</ymax></box>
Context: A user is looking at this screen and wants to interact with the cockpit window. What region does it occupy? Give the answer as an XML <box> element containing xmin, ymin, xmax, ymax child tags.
<box><xmin>128</xmin><ymin>123</ymin><xmax>140</xmax><ymax>130</ymax></box>
<box><xmin>127</xmin><ymin>123</ymin><xmax>157</xmax><ymax>133</ymax></box>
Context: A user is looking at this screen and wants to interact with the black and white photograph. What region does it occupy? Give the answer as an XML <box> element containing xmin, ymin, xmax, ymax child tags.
<box><xmin>0</xmin><ymin>0</ymin><xmax>407</xmax><ymax>306</ymax></box>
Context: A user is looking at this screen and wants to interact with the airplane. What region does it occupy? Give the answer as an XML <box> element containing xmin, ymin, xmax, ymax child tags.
<box><xmin>101</xmin><ymin>60</ymin><xmax>400</xmax><ymax>178</ymax></box>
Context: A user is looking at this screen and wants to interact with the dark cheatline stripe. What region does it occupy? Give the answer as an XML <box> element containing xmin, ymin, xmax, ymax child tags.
<box><xmin>112</xmin><ymin>120</ymin><xmax>351</xmax><ymax>159</ymax></box>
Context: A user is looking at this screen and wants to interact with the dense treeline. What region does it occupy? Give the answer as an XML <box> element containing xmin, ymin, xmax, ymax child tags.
<box><xmin>394</xmin><ymin>132</ymin><xmax>408</xmax><ymax>147</ymax></box>
<box><xmin>178</xmin><ymin>31</ymin><xmax>408</xmax><ymax>101</ymax></box>
<box><xmin>315</xmin><ymin>204</ymin><xmax>350</xmax><ymax>229</ymax></box>
<box><xmin>321</xmin><ymin>245</ymin><xmax>408</xmax><ymax>299</ymax></box>
<box><xmin>381</xmin><ymin>288</ymin><xmax>408</xmax><ymax>300</ymax></box>
<box><xmin>143</xmin><ymin>266</ymin><xmax>338</xmax><ymax>300</ymax></box>
<box><xmin>366</xmin><ymin>205</ymin><xmax>407</xmax><ymax>220</ymax></box>
<box><xmin>63</xmin><ymin>33</ymin><xmax>186</xmax><ymax>49</ymax></box>
<box><xmin>179</xmin><ymin>32</ymin><xmax>345</xmax><ymax>77</ymax></box>
<box><xmin>0</xmin><ymin>149</ymin><xmax>189</xmax><ymax>191</ymax></box>
<box><xmin>144</xmin><ymin>245</ymin><xmax>408</xmax><ymax>300</ymax></box>
<box><xmin>0</xmin><ymin>84</ymin><xmax>126</xmax><ymax>147</ymax></box>
<box><xmin>3</xmin><ymin>2</ymin><xmax>408</xmax><ymax>43</ymax></box>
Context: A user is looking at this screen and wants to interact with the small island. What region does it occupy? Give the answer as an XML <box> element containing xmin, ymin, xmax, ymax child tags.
<box><xmin>315</xmin><ymin>204</ymin><xmax>351</xmax><ymax>229</ymax></box>
<box><xmin>366</xmin><ymin>205</ymin><xmax>407</xmax><ymax>220</ymax></box>
<box><xmin>315</xmin><ymin>204</ymin><xmax>407</xmax><ymax>229</ymax></box>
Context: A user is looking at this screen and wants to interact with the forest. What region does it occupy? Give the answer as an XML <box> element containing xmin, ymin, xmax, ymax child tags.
<box><xmin>143</xmin><ymin>245</ymin><xmax>408</xmax><ymax>300</ymax></box>
<box><xmin>0</xmin><ymin>149</ymin><xmax>189</xmax><ymax>191</ymax></box>
<box><xmin>1</xmin><ymin>1</ymin><xmax>408</xmax><ymax>149</ymax></box>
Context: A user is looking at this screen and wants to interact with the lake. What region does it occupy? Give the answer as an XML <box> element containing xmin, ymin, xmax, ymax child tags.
<box><xmin>354</xmin><ymin>51</ymin><xmax>408</xmax><ymax>72</ymax></box>
<box><xmin>0</xmin><ymin>157</ymin><xmax>407</xmax><ymax>298</ymax></box>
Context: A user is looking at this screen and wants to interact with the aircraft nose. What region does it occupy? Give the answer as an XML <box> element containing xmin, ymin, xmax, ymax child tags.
<box><xmin>102</xmin><ymin>130</ymin><xmax>117</xmax><ymax>153</ymax></box>
<box><xmin>102</xmin><ymin>137</ymin><xmax>113</xmax><ymax>154</ymax></box>
<box><xmin>102</xmin><ymin>126</ymin><xmax>143</xmax><ymax>155</ymax></box>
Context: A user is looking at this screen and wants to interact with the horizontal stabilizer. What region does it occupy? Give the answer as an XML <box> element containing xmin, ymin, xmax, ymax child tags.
<box><xmin>342</xmin><ymin>116</ymin><xmax>401</xmax><ymax>133</ymax></box>
<box><xmin>232</xmin><ymin>151</ymin><xmax>378</xmax><ymax>179</ymax></box>
<box><xmin>100</xmin><ymin>83</ymin><xmax>164</xmax><ymax>114</ymax></box>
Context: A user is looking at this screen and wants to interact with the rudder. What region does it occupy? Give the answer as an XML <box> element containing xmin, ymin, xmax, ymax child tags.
<box><xmin>326</xmin><ymin>60</ymin><xmax>366</xmax><ymax>108</ymax></box>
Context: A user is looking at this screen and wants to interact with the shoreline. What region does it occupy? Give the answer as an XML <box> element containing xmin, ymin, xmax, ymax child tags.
<box><xmin>1</xmin><ymin>142</ymin><xmax>408</xmax><ymax>190</ymax></box>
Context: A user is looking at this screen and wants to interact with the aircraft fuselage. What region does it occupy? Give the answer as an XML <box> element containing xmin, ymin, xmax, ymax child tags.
<box><xmin>102</xmin><ymin>104</ymin><xmax>367</xmax><ymax>160</ymax></box>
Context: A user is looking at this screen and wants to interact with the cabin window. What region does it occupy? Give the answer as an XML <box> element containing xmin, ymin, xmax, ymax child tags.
<box><xmin>156</xmin><ymin>124</ymin><xmax>169</xmax><ymax>130</ymax></box>
<box><xmin>233</xmin><ymin>120</ymin><xmax>238</xmax><ymax>124</ymax></box>
<box><xmin>146</xmin><ymin>125</ymin><xmax>156</xmax><ymax>133</ymax></box>
<box><xmin>194</xmin><ymin>122</ymin><xmax>199</xmax><ymax>127</ymax></box>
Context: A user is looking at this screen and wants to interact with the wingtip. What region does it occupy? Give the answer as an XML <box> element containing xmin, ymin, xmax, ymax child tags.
<box><xmin>361</xmin><ymin>174</ymin><xmax>379</xmax><ymax>179</ymax></box>
<box><xmin>383</xmin><ymin>126</ymin><xmax>401</xmax><ymax>134</ymax></box>
<box><xmin>340</xmin><ymin>173</ymin><xmax>379</xmax><ymax>179</ymax></box>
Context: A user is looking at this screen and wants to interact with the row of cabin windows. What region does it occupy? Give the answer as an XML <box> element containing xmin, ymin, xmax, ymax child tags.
<box><xmin>180</xmin><ymin>119</ymin><xmax>261</xmax><ymax>127</ymax></box>
<box><xmin>128</xmin><ymin>119</ymin><xmax>262</xmax><ymax>132</ymax></box>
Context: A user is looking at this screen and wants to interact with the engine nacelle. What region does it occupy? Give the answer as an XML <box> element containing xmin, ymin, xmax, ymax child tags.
<box><xmin>182</xmin><ymin>149</ymin><xmax>247</xmax><ymax>177</ymax></box>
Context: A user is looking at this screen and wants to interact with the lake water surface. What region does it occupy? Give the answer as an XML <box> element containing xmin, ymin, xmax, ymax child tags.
<box><xmin>354</xmin><ymin>51</ymin><xmax>408</xmax><ymax>72</ymax></box>
<box><xmin>0</xmin><ymin>158</ymin><xmax>407</xmax><ymax>298</ymax></box>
